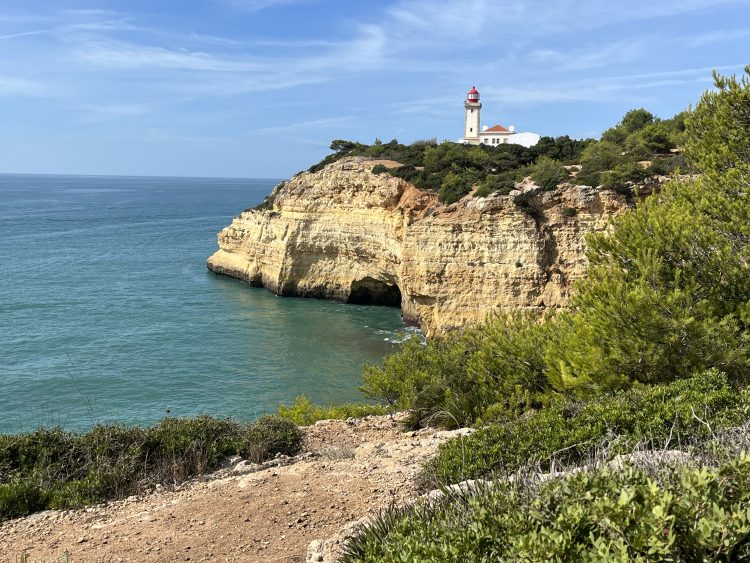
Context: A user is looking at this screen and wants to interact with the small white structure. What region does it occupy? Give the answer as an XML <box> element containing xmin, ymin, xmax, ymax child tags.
<box><xmin>460</xmin><ymin>86</ymin><xmax>540</xmax><ymax>148</ymax></box>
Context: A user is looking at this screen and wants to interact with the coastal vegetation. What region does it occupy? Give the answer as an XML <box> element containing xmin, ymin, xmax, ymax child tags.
<box><xmin>422</xmin><ymin>370</ymin><xmax>747</xmax><ymax>486</ymax></box>
<box><xmin>0</xmin><ymin>415</ymin><xmax>301</xmax><ymax>521</ymax></box>
<box><xmin>345</xmin><ymin>446</ymin><xmax>750</xmax><ymax>561</ymax></box>
<box><xmin>309</xmin><ymin>107</ymin><xmax>688</xmax><ymax>204</ymax></box>
<box><xmin>276</xmin><ymin>395</ymin><xmax>390</xmax><ymax>425</ymax></box>
<box><xmin>342</xmin><ymin>67</ymin><xmax>750</xmax><ymax>559</ymax></box>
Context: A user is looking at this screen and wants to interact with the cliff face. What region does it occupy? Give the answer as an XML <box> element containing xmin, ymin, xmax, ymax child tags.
<box><xmin>207</xmin><ymin>157</ymin><xmax>629</xmax><ymax>336</ymax></box>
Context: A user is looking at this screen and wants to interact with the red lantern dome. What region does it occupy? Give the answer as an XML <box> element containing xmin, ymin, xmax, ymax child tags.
<box><xmin>467</xmin><ymin>86</ymin><xmax>480</xmax><ymax>103</ymax></box>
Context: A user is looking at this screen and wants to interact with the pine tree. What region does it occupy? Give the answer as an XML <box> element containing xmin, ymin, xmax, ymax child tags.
<box><xmin>547</xmin><ymin>67</ymin><xmax>750</xmax><ymax>393</ymax></box>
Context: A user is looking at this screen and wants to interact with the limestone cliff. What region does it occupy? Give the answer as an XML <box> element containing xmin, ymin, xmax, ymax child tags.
<box><xmin>207</xmin><ymin>157</ymin><xmax>630</xmax><ymax>336</ymax></box>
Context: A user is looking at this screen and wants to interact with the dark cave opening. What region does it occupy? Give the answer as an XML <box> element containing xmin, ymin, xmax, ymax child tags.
<box><xmin>348</xmin><ymin>277</ymin><xmax>402</xmax><ymax>307</ymax></box>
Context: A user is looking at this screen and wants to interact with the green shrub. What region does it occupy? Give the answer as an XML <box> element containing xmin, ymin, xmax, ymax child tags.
<box><xmin>438</xmin><ymin>170</ymin><xmax>474</xmax><ymax>203</ymax></box>
<box><xmin>344</xmin><ymin>454</ymin><xmax>750</xmax><ymax>562</ymax></box>
<box><xmin>0</xmin><ymin>481</ymin><xmax>48</xmax><ymax>520</ymax></box>
<box><xmin>423</xmin><ymin>370</ymin><xmax>746</xmax><ymax>486</ymax></box>
<box><xmin>243</xmin><ymin>415</ymin><xmax>302</xmax><ymax>463</ymax></box>
<box><xmin>574</xmin><ymin>141</ymin><xmax>622</xmax><ymax>187</ymax></box>
<box><xmin>512</xmin><ymin>191</ymin><xmax>544</xmax><ymax>220</ymax></box>
<box><xmin>0</xmin><ymin>415</ymin><xmax>304</xmax><ymax>521</ymax></box>
<box><xmin>532</xmin><ymin>135</ymin><xmax>591</xmax><ymax>163</ymax></box>
<box><xmin>370</xmin><ymin>164</ymin><xmax>388</xmax><ymax>174</ymax></box>
<box><xmin>362</xmin><ymin>315</ymin><xmax>553</xmax><ymax>429</ymax></box>
<box><xmin>474</xmin><ymin>170</ymin><xmax>518</xmax><ymax>197</ymax></box>
<box><xmin>276</xmin><ymin>396</ymin><xmax>389</xmax><ymax>425</ymax></box>
<box><xmin>530</xmin><ymin>156</ymin><xmax>569</xmax><ymax>190</ymax></box>
<box><xmin>599</xmin><ymin>161</ymin><xmax>649</xmax><ymax>192</ymax></box>
<box><xmin>627</xmin><ymin>123</ymin><xmax>675</xmax><ymax>154</ymax></box>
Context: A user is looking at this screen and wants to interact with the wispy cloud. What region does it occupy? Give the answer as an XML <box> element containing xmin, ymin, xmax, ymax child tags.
<box><xmin>0</xmin><ymin>29</ymin><xmax>49</xmax><ymax>40</ymax></box>
<box><xmin>221</xmin><ymin>0</ymin><xmax>315</xmax><ymax>12</ymax></box>
<box><xmin>74</xmin><ymin>41</ymin><xmax>269</xmax><ymax>72</ymax></box>
<box><xmin>248</xmin><ymin>116</ymin><xmax>353</xmax><ymax>135</ymax></box>
<box><xmin>529</xmin><ymin>39</ymin><xmax>650</xmax><ymax>71</ymax></box>
<box><xmin>79</xmin><ymin>103</ymin><xmax>155</xmax><ymax>122</ymax></box>
<box><xmin>687</xmin><ymin>28</ymin><xmax>750</xmax><ymax>48</ymax></box>
<box><xmin>0</xmin><ymin>75</ymin><xmax>49</xmax><ymax>96</ymax></box>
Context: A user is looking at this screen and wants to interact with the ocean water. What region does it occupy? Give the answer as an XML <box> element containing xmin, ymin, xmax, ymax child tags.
<box><xmin>0</xmin><ymin>174</ymin><xmax>411</xmax><ymax>434</ymax></box>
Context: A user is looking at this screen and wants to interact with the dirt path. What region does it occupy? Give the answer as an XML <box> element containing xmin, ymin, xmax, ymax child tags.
<box><xmin>0</xmin><ymin>415</ymin><xmax>468</xmax><ymax>562</ymax></box>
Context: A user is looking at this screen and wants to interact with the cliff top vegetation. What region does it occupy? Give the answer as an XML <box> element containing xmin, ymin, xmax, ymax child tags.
<box><xmin>307</xmin><ymin>108</ymin><xmax>688</xmax><ymax>203</ymax></box>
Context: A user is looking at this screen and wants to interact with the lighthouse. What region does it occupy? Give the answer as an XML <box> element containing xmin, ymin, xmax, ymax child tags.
<box><xmin>463</xmin><ymin>86</ymin><xmax>481</xmax><ymax>143</ymax></box>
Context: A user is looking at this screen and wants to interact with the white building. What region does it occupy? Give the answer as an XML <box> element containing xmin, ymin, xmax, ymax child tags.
<box><xmin>460</xmin><ymin>86</ymin><xmax>540</xmax><ymax>148</ymax></box>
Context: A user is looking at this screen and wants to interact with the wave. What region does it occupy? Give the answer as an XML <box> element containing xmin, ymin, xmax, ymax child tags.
<box><xmin>375</xmin><ymin>325</ymin><xmax>426</xmax><ymax>345</ymax></box>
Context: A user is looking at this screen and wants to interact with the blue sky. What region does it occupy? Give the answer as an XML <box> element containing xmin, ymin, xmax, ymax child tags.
<box><xmin>0</xmin><ymin>0</ymin><xmax>748</xmax><ymax>178</ymax></box>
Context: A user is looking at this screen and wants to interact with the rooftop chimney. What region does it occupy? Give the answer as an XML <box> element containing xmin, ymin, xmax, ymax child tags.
<box><xmin>509</xmin><ymin>125</ymin><xmax>515</xmax><ymax>132</ymax></box>
<box><xmin>482</xmin><ymin>125</ymin><xmax>489</xmax><ymax>132</ymax></box>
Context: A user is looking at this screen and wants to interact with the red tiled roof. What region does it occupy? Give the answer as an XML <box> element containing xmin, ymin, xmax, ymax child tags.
<box><xmin>482</xmin><ymin>124</ymin><xmax>510</xmax><ymax>133</ymax></box>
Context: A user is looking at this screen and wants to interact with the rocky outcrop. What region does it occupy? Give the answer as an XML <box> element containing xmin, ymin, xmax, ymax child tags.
<box><xmin>207</xmin><ymin>157</ymin><xmax>630</xmax><ymax>336</ymax></box>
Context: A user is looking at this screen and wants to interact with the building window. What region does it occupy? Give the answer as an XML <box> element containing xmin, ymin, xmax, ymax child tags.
<box><xmin>470</xmin><ymin>127</ymin><xmax>473</xmax><ymax>132</ymax></box>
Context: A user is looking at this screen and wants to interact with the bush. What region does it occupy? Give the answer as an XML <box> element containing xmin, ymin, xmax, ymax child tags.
<box><xmin>370</xmin><ymin>164</ymin><xmax>388</xmax><ymax>175</ymax></box>
<box><xmin>530</xmin><ymin>156</ymin><xmax>569</xmax><ymax>190</ymax></box>
<box><xmin>276</xmin><ymin>396</ymin><xmax>389</xmax><ymax>425</ymax></box>
<box><xmin>532</xmin><ymin>135</ymin><xmax>592</xmax><ymax>163</ymax></box>
<box><xmin>243</xmin><ymin>415</ymin><xmax>302</xmax><ymax>463</ymax></box>
<box><xmin>574</xmin><ymin>141</ymin><xmax>622</xmax><ymax>187</ymax></box>
<box><xmin>0</xmin><ymin>481</ymin><xmax>48</xmax><ymax>520</ymax></box>
<box><xmin>512</xmin><ymin>191</ymin><xmax>544</xmax><ymax>220</ymax></box>
<box><xmin>344</xmin><ymin>454</ymin><xmax>750</xmax><ymax>562</ymax></box>
<box><xmin>0</xmin><ymin>415</ymin><xmax>304</xmax><ymax>521</ymax></box>
<box><xmin>627</xmin><ymin>123</ymin><xmax>675</xmax><ymax>154</ymax></box>
<box><xmin>474</xmin><ymin>171</ymin><xmax>518</xmax><ymax>197</ymax></box>
<box><xmin>362</xmin><ymin>315</ymin><xmax>553</xmax><ymax>429</ymax></box>
<box><xmin>438</xmin><ymin>170</ymin><xmax>474</xmax><ymax>204</ymax></box>
<box><xmin>422</xmin><ymin>370</ymin><xmax>746</xmax><ymax>486</ymax></box>
<box><xmin>599</xmin><ymin>161</ymin><xmax>649</xmax><ymax>192</ymax></box>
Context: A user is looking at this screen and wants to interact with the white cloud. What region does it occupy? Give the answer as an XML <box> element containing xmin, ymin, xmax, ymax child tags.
<box><xmin>529</xmin><ymin>39</ymin><xmax>650</xmax><ymax>71</ymax></box>
<box><xmin>687</xmin><ymin>28</ymin><xmax>750</xmax><ymax>48</ymax></box>
<box><xmin>74</xmin><ymin>41</ymin><xmax>269</xmax><ymax>72</ymax></box>
<box><xmin>80</xmin><ymin>103</ymin><xmax>154</xmax><ymax>122</ymax></box>
<box><xmin>0</xmin><ymin>29</ymin><xmax>49</xmax><ymax>40</ymax></box>
<box><xmin>221</xmin><ymin>0</ymin><xmax>315</xmax><ymax>12</ymax></box>
<box><xmin>248</xmin><ymin>116</ymin><xmax>353</xmax><ymax>135</ymax></box>
<box><xmin>0</xmin><ymin>75</ymin><xmax>48</xmax><ymax>96</ymax></box>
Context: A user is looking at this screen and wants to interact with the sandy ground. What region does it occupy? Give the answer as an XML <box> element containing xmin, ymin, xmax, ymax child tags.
<box><xmin>0</xmin><ymin>415</ymin><xmax>469</xmax><ymax>562</ymax></box>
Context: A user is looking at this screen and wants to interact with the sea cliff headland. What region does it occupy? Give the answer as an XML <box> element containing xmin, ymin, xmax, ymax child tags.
<box><xmin>207</xmin><ymin>156</ymin><xmax>631</xmax><ymax>336</ymax></box>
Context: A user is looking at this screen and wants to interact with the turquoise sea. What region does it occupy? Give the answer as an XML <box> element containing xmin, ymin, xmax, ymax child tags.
<box><xmin>0</xmin><ymin>174</ymin><xmax>409</xmax><ymax>434</ymax></box>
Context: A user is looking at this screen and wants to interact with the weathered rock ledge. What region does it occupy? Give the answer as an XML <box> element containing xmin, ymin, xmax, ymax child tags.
<box><xmin>207</xmin><ymin>157</ymin><xmax>630</xmax><ymax>336</ymax></box>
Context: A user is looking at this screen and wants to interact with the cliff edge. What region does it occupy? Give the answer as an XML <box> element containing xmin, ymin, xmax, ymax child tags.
<box><xmin>207</xmin><ymin>157</ymin><xmax>629</xmax><ymax>336</ymax></box>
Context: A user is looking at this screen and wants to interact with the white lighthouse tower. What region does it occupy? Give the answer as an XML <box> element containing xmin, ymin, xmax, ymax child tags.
<box><xmin>463</xmin><ymin>86</ymin><xmax>481</xmax><ymax>143</ymax></box>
